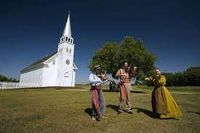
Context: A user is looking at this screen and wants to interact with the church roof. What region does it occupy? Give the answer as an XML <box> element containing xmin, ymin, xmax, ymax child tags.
<box><xmin>21</xmin><ymin>52</ymin><xmax>78</xmax><ymax>73</ymax></box>
<box><xmin>21</xmin><ymin>52</ymin><xmax>56</xmax><ymax>73</ymax></box>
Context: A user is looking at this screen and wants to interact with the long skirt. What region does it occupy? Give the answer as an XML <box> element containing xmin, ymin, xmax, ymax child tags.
<box><xmin>152</xmin><ymin>86</ymin><xmax>183</xmax><ymax>119</ymax></box>
<box><xmin>119</xmin><ymin>83</ymin><xmax>131</xmax><ymax>110</ymax></box>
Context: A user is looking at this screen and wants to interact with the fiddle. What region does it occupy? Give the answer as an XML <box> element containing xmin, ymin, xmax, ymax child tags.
<box><xmin>97</xmin><ymin>70</ymin><xmax>110</xmax><ymax>81</ymax></box>
<box><xmin>127</xmin><ymin>64</ymin><xmax>138</xmax><ymax>79</ymax></box>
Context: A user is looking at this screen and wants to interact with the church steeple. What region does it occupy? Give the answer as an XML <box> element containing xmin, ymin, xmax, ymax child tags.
<box><xmin>63</xmin><ymin>12</ymin><xmax>71</xmax><ymax>37</ymax></box>
<box><xmin>60</xmin><ymin>11</ymin><xmax>73</xmax><ymax>44</ymax></box>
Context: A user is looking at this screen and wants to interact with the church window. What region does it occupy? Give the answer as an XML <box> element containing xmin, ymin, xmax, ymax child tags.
<box><xmin>66</xmin><ymin>48</ymin><xmax>68</xmax><ymax>53</ymax></box>
<box><xmin>53</xmin><ymin>60</ymin><xmax>55</xmax><ymax>65</ymax></box>
<box><xmin>66</xmin><ymin>59</ymin><xmax>70</xmax><ymax>65</ymax></box>
<box><xmin>69</xmin><ymin>49</ymin><xmax>72</xmax><ymax>53</ymax></box>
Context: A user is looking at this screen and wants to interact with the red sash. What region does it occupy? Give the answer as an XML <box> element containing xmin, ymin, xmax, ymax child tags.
<box><xmin>91</xmin><ymin>86</ymin><xmax>100</xmax><ymax>114</ymax></box>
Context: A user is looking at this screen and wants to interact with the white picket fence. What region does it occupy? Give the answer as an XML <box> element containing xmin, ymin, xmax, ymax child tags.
<box><xmin>0</xmin><ymin>82</ymin><xmax>42</xmax><ymax>89</ymax></box>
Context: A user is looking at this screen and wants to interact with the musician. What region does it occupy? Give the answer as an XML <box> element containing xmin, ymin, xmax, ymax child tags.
<box><xmin>115</xmin><ymin>61</ymin><xmax>137</xmax><ymax>113</ymax></box>
<box><xmin>89</xmin><ymin>65</ymin><xmax>108</xmax><ymax>121</ymax></box>
<box><xmin>145</xmin><ymin>68</ymin><xmax>182</xmax><ymax>119</ymax></box>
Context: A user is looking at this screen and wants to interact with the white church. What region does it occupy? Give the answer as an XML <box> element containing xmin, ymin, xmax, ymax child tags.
<box><xmin>20</xmin><ymin>13</ymin><xmax>77</xmax><ymax>87</ymax></box>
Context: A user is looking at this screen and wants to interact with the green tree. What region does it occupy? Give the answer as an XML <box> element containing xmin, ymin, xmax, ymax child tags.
<box><xmin>186</xmin><ymin>67</ymin><xmax>200</xmax><ymax>86</ymax></box>
<box><xmin>0</xmin><ymin>74</ymin><xmax>8</xmax><ymax>81</ymax></box>
<box><xmin>0</xmin><ymin>74</ymin><xmax>19</xmax><ymax>82</ymax></box>
<box><xmin>163</xmin><ymin>73</ymin><xmax>174</xmax><ymax>86</ymax></box>
<box><xmin>163</xmin><ymin>67</ymin><xmax>200</xmax><ymax>86</ymax></box>
<box><xmin>89</xmin><ymin>36</ymin><xmax>157</xmax><ymax>78</ymax></box>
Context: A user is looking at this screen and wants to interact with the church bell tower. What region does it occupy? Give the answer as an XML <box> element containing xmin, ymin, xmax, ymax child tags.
<box><xmin>57</xmin><ymin>12</ymin><xmax>75</xmax><ymax>86</ymax></box>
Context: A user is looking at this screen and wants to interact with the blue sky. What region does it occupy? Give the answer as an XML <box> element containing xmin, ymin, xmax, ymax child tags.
<box><xmin>0</xmin><ymin>0</ymin><xmax>200</xmax><ymax>83</ymax></box>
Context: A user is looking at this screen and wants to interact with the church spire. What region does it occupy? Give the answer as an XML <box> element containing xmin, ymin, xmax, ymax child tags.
<box><xmin>63</xmin><ymin>11</ymin><xmax>71</xmax><ymax>37</ymax></box>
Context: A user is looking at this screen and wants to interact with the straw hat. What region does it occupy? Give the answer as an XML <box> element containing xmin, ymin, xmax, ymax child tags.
<box><xmin>94</xmin><ymin>65</ymin><xmax>101</xmax><ymax>70</ymax></box>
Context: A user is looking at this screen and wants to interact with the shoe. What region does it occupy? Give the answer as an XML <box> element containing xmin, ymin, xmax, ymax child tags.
<box><xmin>91</xmin><ymin>116</ymin><xmax>96</xmax><ymax>121</ymax></box>
<box><xmin>118</xmin><ymin>109</ymin><xmax>123</xmax><ymax>113</ymax></box>
<box><xmin>127</xmin><ymin>110</ymin><xmax>133</xmax><ymax>114</ymax></box>
<box><xmin>126</xmin><ymin>107</ymin><xmax>132</xmax><ymax>110</ymax></box>
<box><xmin>96</xmin><ymin>116</ymin><xmax>101</xmax><ymax>121</ymax></box>
<box><xmin>100</xmin><ymin>115</ymin><xmax>107</xmax><ymax>119</ymax></box>
<box><xmin>125</xmin><ymin>108</ymin><xmax>133</xmax><ymax>114</ymax></box>
<box><xmin>118</xmin><ymin>109</ymin><xmax>123</xmax><ymax>112</ymax></box>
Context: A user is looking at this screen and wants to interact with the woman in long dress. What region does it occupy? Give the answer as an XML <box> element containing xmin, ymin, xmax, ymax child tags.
<box><xmin>145</xmin><ymin>68</ymin><xmax>183</xmax><ymax>119</ymax></box>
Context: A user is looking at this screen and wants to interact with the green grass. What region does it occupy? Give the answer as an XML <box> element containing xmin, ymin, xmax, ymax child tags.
<box><xmin>0</xmin><ymin>86</ymin><xmax>200</xmax><ymax>133</ymax></box>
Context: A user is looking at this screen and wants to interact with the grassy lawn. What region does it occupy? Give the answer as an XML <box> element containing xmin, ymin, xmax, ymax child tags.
<box><xmin>0</xmin><ymin>86</ymin><xmax>200</xmax><ymax>133</ymax></box>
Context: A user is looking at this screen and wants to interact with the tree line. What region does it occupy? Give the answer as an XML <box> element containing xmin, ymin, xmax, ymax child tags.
<box><xmin>163</xmin><ymin>67</ymin><xmax>200</xmax><ymax>86</ymax></box>
<box><xmin>0</xmin><ymin>74</ymin><xmax>19</xmax><ymax>82</ymax></box>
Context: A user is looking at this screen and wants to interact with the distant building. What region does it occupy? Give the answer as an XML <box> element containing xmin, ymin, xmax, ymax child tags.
<box><xmin>20</xmin><ymin>13</ymin><xmax>77</xmax><ymax>87</ymax></box>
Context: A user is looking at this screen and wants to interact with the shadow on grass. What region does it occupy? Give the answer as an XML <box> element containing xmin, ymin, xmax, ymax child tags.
<box><xmin>84</xmin><ymin>108</ymin><xmax>93</xmax><ymax>117</ymax></box>
<box><xmin>133</xmin><ymin>107</ymin><xmax>158</xmax><ymax>118</ymax></box>
<box><xmin>106</xmin><ymin>104</ymin><xmax>119</xmax><ymax>113</ymax></box>
<box><xmin>106</xmin><ymin>105</ymin><xmax>157</xmax><ymax>117</ymax></box>
<box><xmin>187</xmin><ymin>111</ymin><xmax>200</xmax><ymax>115</ymax></box>
<box><xmin>131</xmin><ymin>90</ymin><xmax>147</xmax><ymax>93</ymax></box>
<box><xmin>103</xmin><ymin>90</ymin><xmax>146</xmax><ymax>94</ymax></box>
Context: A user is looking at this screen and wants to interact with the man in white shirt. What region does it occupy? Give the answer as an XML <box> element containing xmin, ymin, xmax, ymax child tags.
<box><xmin>89</xmin><ymin>65</ymin><xmax>107</xmax><ymax>121</ymax></box>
